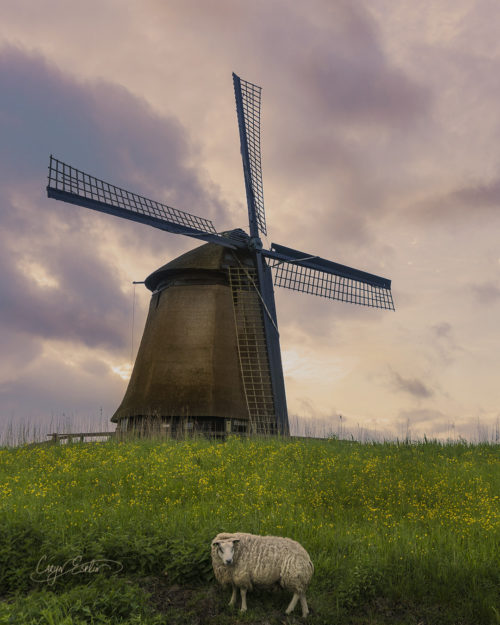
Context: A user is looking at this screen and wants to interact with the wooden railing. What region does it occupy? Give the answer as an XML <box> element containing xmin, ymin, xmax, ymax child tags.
<box><xmin>47</xmin><ymin>431</ymin><xmax>115</xmax><ymax>444</ymax></box>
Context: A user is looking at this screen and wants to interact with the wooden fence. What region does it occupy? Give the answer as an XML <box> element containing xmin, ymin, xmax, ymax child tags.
<box><xmin>47</xmin><ymin>431</ymin><xmax>115</xmax><ymax>444</ymax></box>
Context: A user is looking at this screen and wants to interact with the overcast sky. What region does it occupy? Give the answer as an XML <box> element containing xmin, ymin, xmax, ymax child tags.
<box><xmin>1</xmin><ymin>0</ymin><xmax>500</xmax><ymax>442</ymax></box>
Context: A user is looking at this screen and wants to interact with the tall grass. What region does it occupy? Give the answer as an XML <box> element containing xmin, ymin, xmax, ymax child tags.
<box><xmin>0</xmin><ymin>436</ymin><xmax>499</xmax><ymax>624</ymax></box>
<box><xmin>0</xmin><ymin>413</ymin><xmax>112</xmax><ymax>447</ymax></box>
<box><xmin>3</xmin><ymin>412</ymin><xmax>500</xmax><ymax>446</ymax></box>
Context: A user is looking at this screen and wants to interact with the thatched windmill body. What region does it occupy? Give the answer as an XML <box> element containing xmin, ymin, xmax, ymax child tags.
<box><xmin>46</xmin><ymin>74</ymin><xmax>394</xmax><ymax>436</ymax></box>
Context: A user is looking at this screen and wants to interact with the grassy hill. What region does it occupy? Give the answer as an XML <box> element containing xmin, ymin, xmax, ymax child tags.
<box><xmin>0</xmin><ymin>436</ymin><xmax>499</xmax><ymax>624</ymax></box>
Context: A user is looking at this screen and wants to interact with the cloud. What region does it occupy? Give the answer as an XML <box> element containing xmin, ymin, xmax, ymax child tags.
<box><xmin>0</xmin><ymin>45</ymin><xmax>235</xmax><ymax>425</ymax></box>
<box><xmin>0</xmin><ymin>348</ymin><xmax>126</xmax><ymax>429</ymax></box>
<box><xmin>143</xmin><ymin>0</ymin><xmax>430</xmax><ymax>254</ymax></box>
<box><xmin>432</xmin><ymin>322</ymin><xmax>452</xmax><ymax>338</ymax></box>
<box><xmin>0</xmin><ymin>240</ymin><xmax>128</xmax><ymax>350</ymax></box>
<box><xmin>470</xmin><ymin>281</ymin><xmax>500</xmax><ymax>305</ymax></box>
<box><xmin>292</xmin><ymin>3</ymin><xmax>430</xmax><ymax>126</ymax></box>
<box><xmin>413</xmin><ymin>176</ymin><xmax>500</xmax><ymax>223</ymax></box>
<box><xmin>390</xmin><ymin>370</ymin><xmax>434</xmax><ymax>398</ymax></box>
<box><xmin>0</xmin><ymin>44</ymin><xmax>228</xmax><ymax>219</ymax></box>
<box><xmin>452</xmin><ymin>179</ymin><xmax>500</xmax><ymax>210</ymax></box>
<box><xmin>0</xmin><ymin>45</ymin><xmax>230</xmax><ymax>352</ymax></box>
<box><xmin>2</xmin><ymin>2</ymin><xmax>500</xmax><ymax>441</ymax></box>
<box><xmin>429</xmin><ymin>322</ymin><xmax>464</xmax><ymax>366</ymax></box>
<box><xmin>258</xmin><ymin>2</ymin><xmax>430</xmax><ymax>244</ymax></box>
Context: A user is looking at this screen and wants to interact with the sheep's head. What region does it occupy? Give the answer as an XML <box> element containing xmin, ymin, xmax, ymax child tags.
<box><xmin>212</xmin><ymin>538</ymin><xmax>240</xmax><ymax>566</ymax></box>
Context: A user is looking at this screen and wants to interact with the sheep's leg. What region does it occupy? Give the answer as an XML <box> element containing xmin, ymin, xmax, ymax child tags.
<box><xmin>300</xmin><ymin>593</ymin><xmax>309</xmax><ymax>617</ymax></box>
<box><xmin>228</xmin><ymin>584</ymin><xmax>237</xmax><ymax>607</ymax></box>
<box><xmin>240</xmin><ymin>587</ymin><xmax>248</xmax><ymax>612</ymax></box>
<box><xmin>285</xmin><ymin>592</ymin><xmax>299</xmax><ymax>615</ymax></box>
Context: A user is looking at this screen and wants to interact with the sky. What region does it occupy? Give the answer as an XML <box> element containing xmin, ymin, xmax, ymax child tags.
<box><xmin>1</xmin><ymin>0</ymin><xmax>500</xmax><ymax>442</ymax></box>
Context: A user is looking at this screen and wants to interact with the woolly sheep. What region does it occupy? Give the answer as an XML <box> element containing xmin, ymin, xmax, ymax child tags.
<box><xmin>211</xmin><ymin>532</ymin><xmax>314</xmax><ymax>617</ymax></box>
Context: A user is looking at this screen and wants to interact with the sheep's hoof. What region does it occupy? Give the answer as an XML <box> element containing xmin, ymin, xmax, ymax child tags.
<box><xmin>240</xmin><ymin>607</ymin><xmax>247</xmax><ymax>612</ymax></box>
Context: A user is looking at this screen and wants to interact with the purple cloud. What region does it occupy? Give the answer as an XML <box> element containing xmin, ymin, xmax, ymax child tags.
<box><xmin>0</xmin><ymin>45</ymin><xmax>229</xmax><ymax>352</ymax></box>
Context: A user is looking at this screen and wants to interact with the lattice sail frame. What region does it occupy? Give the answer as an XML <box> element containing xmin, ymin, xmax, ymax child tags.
<box><xmin>272</xmin><ymin>262</ymin><xmax>395</xmax><ymax>310</ymax></box>
<box><xmin>233</xmin><ymin>75</ymin><xmax>267</xmax><ymax>236</ymax></box>
<box><xmin>48</xmin><ymin>156</ymin><xmax>216</xmax><ymax>234</ymax></box>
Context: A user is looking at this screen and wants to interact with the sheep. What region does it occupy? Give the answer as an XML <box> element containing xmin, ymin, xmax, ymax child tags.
<box><xmin>211</xmin><ymin>532</ymin><xmax>314</xmax><ymax>617</ymax></box>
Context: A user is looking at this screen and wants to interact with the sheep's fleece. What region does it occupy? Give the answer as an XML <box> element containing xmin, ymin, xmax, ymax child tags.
<box><xmin>211</xmin><ymin>532</ymin><xmax>314</xmax><ymax>617</ymax></box>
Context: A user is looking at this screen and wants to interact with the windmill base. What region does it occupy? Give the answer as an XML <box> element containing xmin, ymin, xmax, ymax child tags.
<box><xmin>114</xmin><ymin>415</ymin><xmax>278</xmax><ymax>439</ymax></box>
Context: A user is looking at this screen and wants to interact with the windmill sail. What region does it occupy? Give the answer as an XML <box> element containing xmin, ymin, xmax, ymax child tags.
<box><xmin>47</xmin><ymin>156</ymin><xmax>236</xmax><ymax>249</ymax></box>
<box><xmin>233</xmin><ymin>73</ymin><xmax>267</xmax><ymax>238</ymax></box>
<box><xmin>263</xmin><ymin>243</ymin><xmax>395</xmax><ymax>310</ymax></box>
<box><xmin>233</xmin><ymin>73</ymin><xmax>288</xmax><ymax>433</ymax></box>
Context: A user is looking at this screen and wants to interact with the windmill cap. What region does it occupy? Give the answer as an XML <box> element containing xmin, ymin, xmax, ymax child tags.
<box><xmin>144</xmin><ymin>242</ymin><xmax>230</xmax><ymax>292</ymax></box>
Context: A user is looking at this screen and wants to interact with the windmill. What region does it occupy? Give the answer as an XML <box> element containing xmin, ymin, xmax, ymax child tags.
<box><xmin>46</xmin><ymin>73</ymin><xmax>394</xmax><ymax>437</ymax></box>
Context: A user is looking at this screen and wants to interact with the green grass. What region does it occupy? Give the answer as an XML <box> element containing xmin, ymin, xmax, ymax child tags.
<box><xmin>0</xmin><ymin>436</ymin><xmax>499</xmax><ymax>624</ymax></box>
